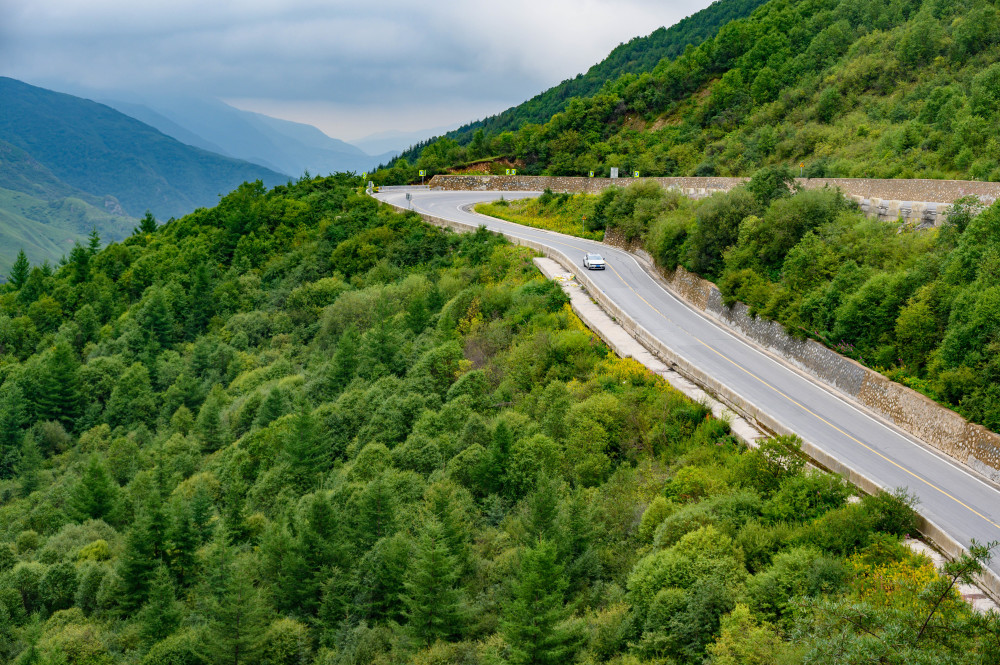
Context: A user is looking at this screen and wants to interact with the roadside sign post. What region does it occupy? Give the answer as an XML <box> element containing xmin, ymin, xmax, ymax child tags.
<box><xmin>589</xmin><ymin>171</ymin><xmax>594</xmax><ymax>178</ymax></box>
<box><xmin>405</xmin><ymin>191</ymin><xmax>412</xmax><ymax>209</ymax></box>
<box><xmin>582</xmin><ymin>215</ymin><xmax>586</xmax><ymax>235</ymax></box>
<box><xmin>800</xmin><ymin>162</ymin><xmax>804</xmax><ymax>177</ymax></box>
<box><xmin>610</xmin><ymin>167</ymin><xmax>618</xmax><ymax>179</ymax></box>
<box><xmin>634</xmin><ymin>171</ymin><xmax>640</xmax><ymax>178</ymax></box>
<box><xmin>419</xmin><ymin>169</ymin><xmax>427</xmax><ymax>185</ymax></box>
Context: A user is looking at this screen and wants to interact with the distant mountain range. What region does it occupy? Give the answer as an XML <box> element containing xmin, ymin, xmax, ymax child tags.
<box><xmin>0</xmin><ymin>77</ymin><xmax>291</xmax><ymax>276</ymax></box>
<box><xmin>102</xmin><ymin>95</ymin><xmax>399</xmax><ymax>176</ymax></box>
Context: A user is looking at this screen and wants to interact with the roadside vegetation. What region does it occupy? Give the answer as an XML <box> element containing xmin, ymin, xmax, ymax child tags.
<box><xmin>0</xmin><ymin>174</ymin><xmax>999</xmax><ymax>663</ymax></box>
<box><xmin>475</xmin><ymin>189</ymin><xmax>605</xmax><ymax>241</ymax></box>
<box><xmin>509</xmin><ymin>168</ymin><xmax>1000</xmax><ymax>435</ymax></box>
<box><xmin>375</xmin><ymin>0</ymin><xmax>1000</xmax><ymax>185</ymax></box>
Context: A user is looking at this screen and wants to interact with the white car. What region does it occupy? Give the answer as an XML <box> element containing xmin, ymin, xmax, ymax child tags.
<box><xmin>583</xmin><ymin>253</ymin><xmax>606</xmax><ymax>270</ymax></box>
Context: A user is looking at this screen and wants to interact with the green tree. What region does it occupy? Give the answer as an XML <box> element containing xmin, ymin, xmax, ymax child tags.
<box><xmin>135</xmin><ymin>210</ymin><xmax>158</xmax><ymax>235</ymax></box>
<box><xmin>140</xmin><ymin>565</ymin><xmax>181</xmax><ymax>645</ymax></box>
<box><xmin>203</xmin><ymin>545</ymin><xmax>272</xmax><ymax>665</ymax></box>
<box><xmin>402</xmin><ymin>517</ymin><xmax>465</xmax><ymax>645</ymax></box>
<box><xmin>0</xmin><ymin>382</ymin><xmax>26</xmax><ymax>479</ymax></box>
<box><xmin>326</xmin><ymin>326</ymin><xmax>360</xmax><ymax>392</ymax></box>
<box><xmin>501</xmin><ymin>539</ymin><xmax>583</xmax><ymax>665</ymax></box>
<box><xmin>104</xmin><ymin>362</ymin><xmax>157</xmax><ymax>429</ymax></box>
<box><xmin>70</xmin><ymin>454</ymin><xmax>117</xmax><ymax>521</ymax></box>
<box><xmin>118</xmin><ymin>503</ymin><xmax>166</xmax><ymax>612</ymax></box>
<box><xmin>31</xmin><ymin>341</ymin><xmax>83</xmax><ymax>431</ymax></box>
<box><xmin>17</xmin><ymin>432</ymin><xmax>43</xmax><ymax>496</ymax></box>
<box><xmin>197</xmin><ymin>384</ymin><xmax>228</xmax><ymax>451</ymax></box>
<box><xmin>9</xmin><ymin>249</ymin><xmax>30</xmax><ymax>289</ymax></box>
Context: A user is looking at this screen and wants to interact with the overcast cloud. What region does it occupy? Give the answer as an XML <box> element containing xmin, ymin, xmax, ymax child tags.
<box><xmin>1</xmin><ymin>1</ymin><xmax>716</xmax><ymax>140</ymax></box>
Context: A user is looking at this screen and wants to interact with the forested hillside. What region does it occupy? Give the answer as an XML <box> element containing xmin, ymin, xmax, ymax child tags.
<box><xmin>0</xmin><ymin>175</ymin><xmax>998</xmax><ymax>664</ymax></box>
<box><xmin>380</xmin><ymin>0</ymin><xmax>1000</xmax><ymax>183</ymax></box>
<box><xmin>0</xmin><ymin>78</ymin><xmax>287</xmax><ymax>221</ymax></box>
<box><xmin>393</xmin><ymin>0</ymin><xmax>768</xmax><ymax>160</ymax></box>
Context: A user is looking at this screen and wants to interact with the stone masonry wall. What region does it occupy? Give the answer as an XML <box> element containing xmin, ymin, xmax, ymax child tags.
<box><xmin>601</xmin><ymin>229</ymin><xmax>1000</xmax><ymax>478</ymax></box>
<box><xmin>429</xmin><ymin>175</ymin><xmax>1000</xmax><ymax>226</ymax></box>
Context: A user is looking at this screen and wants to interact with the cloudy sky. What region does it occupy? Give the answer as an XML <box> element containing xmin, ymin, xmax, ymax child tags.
<box><xmin>1</xmin><ymin>1</ymin><xmax>715</xmax><ymax>141</ymax></box>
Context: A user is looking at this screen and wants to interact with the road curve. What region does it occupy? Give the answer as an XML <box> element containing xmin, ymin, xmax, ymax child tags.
<box><xmin>375</xmin><ymin>187</ymin><xmax>1000</xmax><ymax>582</ymax></box>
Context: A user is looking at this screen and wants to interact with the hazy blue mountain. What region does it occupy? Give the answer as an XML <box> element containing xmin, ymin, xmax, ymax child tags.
<box><xmin>0</xmin><ymin>77</ymin><xmax>286</xmax><ymax>220</ymax></box>
<box><xmin>102</xmin><ymin>95</ymin><xmax>394</xmax><ymax>176</ymax></box>
<box><xmin>352</xmin><ymin>124</ymin><xmax>461</xmax><ymax>159</ymax></box>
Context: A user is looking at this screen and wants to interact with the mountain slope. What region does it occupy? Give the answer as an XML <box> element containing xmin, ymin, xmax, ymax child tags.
<box><xmin>0</xmin><ymin>77</ymin><xmax>287</xmax><ymax>219</ymax></box>
<box><xmin>395</xmin><ymin>0</ymin><xmax>768</xmax><ymax>160</ymax></box>
<box><xmin>396</xmin><ymin>0</ymin><xmax>1000</xmax><ymax>182</ymax></box>
<box><xmin>103</xmin><ymin>96</ymin><xmax>395</xmax><ymax>176</ymax></box>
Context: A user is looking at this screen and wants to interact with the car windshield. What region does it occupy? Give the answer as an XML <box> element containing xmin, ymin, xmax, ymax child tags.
<box><xmin>587</xmin><ymin>254</ymin><xmax>603</xmax><ymax>260</ymax></box>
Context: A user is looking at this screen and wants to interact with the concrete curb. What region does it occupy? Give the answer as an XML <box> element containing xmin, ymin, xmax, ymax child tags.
<box><xmin>384</xmin><ymin>198</ymin><xmax>1000</xmax><ymax>604</ymax></box>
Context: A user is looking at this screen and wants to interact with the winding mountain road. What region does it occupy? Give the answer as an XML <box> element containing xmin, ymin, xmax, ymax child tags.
<box><xmin>375</xmin><ymin>186</ymin><xmax>1000</xmax><ymax>585</ymax></box>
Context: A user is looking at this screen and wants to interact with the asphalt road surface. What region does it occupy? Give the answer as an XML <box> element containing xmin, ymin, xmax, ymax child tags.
<box><xmin>375</xmin><ymin>186</ymin><xmax>1000</xmax><ymax>580</ymax></box>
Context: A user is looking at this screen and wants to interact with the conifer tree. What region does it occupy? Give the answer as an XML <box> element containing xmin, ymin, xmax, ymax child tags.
<box><xmin>402</xmin><ymin>517</ymin><xmax>465</xmax><ymax>645</ymax></box>
<box><xmin>119</xmin><ymin>502</ymin><xmax>166</xmax><ymax>612</ymax></box>
<box><xmin>253</xmin><ymin>386</ymin><xmax>287</xmax><ymax>430</ymax></box>
<box><xmin>135</xmin><ymin>210</ymin><xmax>158</xmax><ymax>235</ymax></box>
<box><xmin>284</xmin><ymin>399</ymin><xmax>327</xmax><ymax>489</ymax></box>
<box><xmin>70</xmin><ymin>454</ymin><xmax>117</xmax><ymax>521</ymax></box>
<box><xmin>9</xmin><ymin>249</ymin><xmax>29</xmax><ymax>289</ymax></box>
<box><xmin>0</xmin><ymin>382</ymin><xmax>26</xmax><ymax>479</ymax></box>
<box><xmin>87</xmin><ymin>227</ymin><xmax>101</xmax><ymax>255</ymax></box>
<box><xmin>140</xmin><ymin>565</ymin><xmax>181</xmax><ymax>645</ymax></box>
<box><xmin>327</xmin><ymin>326</ymin><xmax>359</xmax><ymax>391</ymax></box>
<box><xmin>185</xmin><ymin>262</ymin><xmax>215</xmax><ymax>338</ymax></box>
<box><xmin>203</xmin><ymin>543</ymin><xmax>271</xmax><ymax>665</ymax></box>
<box><xmin>17</xmin><ymin>433</ymin><xmax>42</xmax><ymax>496</ymax></box>
<box><xmin>165</xmin><ymin>501</ymin><xmax>198</xmax><ymax>587</ymax></box>
<box><xmin>196</xmin><ymin>384</ymin><xmax>227</xmax><ymax>451</ymax></box>
<box><xmin>31</xmin><ymin>341</ymin><xmax>83</xmax><ymax>431</ymax></box>
<box><xmin>502</xmin><ymin>539</ymin><xmax>583</xmax><ymax>665</ymax></box>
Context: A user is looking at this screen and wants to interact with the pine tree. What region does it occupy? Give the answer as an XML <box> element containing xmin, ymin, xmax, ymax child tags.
<box><xmin>253</xmin><ymin>387</ymin><xmax>287</xmax><ymax>430</ymax></box>
<box><xmin>203</xmin><ymin>543</ymin><xmax>271</xmax><ymax>665</ymax></box>
<box><xmin>31</xmin><ymin>341</ymin><xmax>83</xmax><ymax>431</ymax></box>
<box><xmin>139</xmin><ymin>565</ymin><xmax>180</xmax><ymax>645</ymax></box>
<box><xmin>165</xmin><ymin>501</ymin><xmax>198</xmax><ymax>588</ymax></box>
<box><xmin>0</xmin><ymin>382</ymin><xmax>26</xmax><ymax>479</ymax></box>
<box><xmin>70</xmin><ymin>455</ymin><xmax>117</xmax><ymax>521</ymax></box>
<box><xmin>402</xmin><ymin>517</ymin><xmax>465</xmax><ymax>645</ymax></box>
<box><xmin>9</xmin><ymin>249</ymin><xmax>29</xmax><ymax>289</ymax></box>
<box><xmin>196</xmin><ymin>384</ymin><xmax>227</xmax><ymax>451</ymax></box>
<box><xmin>87</xmin><ymin>227</ymin><xmax>101</xmax><ymax>255</ymax></box>
<box><xmin>135</xmin><ymin>210</ymin><xmax>158</xmax><ymax>235</ymax></box>
<box><xmin>118</xmin><ymin>502</ymin><xmax>166</xmax><ymax>612</ymax></box>
<box><xmin>185</xmin><ymin>262</ymin><xmax>215</xmax><ymax>338</ymax></box>
<box><xmin>501</xmin><ymin>539</ymin><xmax>583</xmax><ymax>665</ymax></box>
<box><xmin>327</xmin><ymin>326</ymin><xmax>359</xmax><ymax>392</ymax></box>
<box><xmin>17</xmin><ymin>433</ymin><xmax>42</xmax><ymax>496</ymax></box>
<box><xmin>284</xmin><ymin>400</ymin><xmax>327</xmax><ymax>489</ymax></box>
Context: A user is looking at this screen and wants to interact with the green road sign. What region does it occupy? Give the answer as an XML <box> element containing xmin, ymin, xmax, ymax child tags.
<box><xmin>633</xmin><ymin>171</ymin><xmax>640</xmax><ymax>177</ymax></box>
<box><xmin>419</xmin><ymin>170</ymin><xmax>427</xmax><ymax>176</ymax></box>
<box><xmin>589</xmin><ymin>171</ymin><xmax>594</xmax><ymax>177</ymax></box>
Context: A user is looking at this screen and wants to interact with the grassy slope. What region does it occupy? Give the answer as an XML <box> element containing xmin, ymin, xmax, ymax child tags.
<box><xmin>0</xmin><ymin>188</ymin><xmax>136</xmax><ymax>278</ymax></box>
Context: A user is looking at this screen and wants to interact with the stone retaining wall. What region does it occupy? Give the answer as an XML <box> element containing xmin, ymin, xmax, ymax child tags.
<box><xmin>657</xmin><ymin>264</ymin><xmax>1000</xmax><ymax>481</ymax></box>
<box><xmin>429</xmin><ymin>174</ymin><xmax>1000</xmax><ymax>226</ymax></box>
